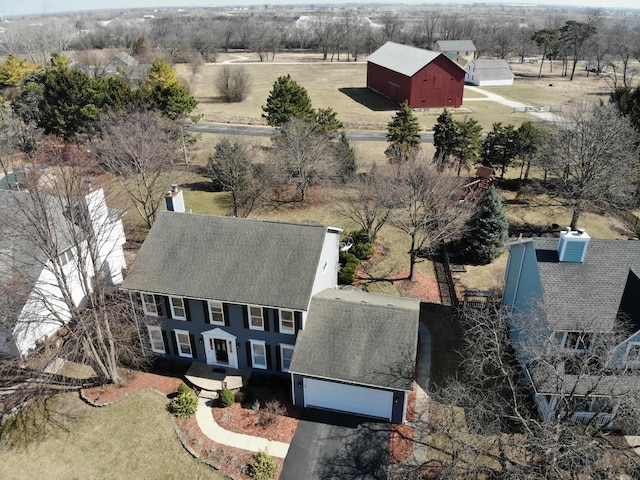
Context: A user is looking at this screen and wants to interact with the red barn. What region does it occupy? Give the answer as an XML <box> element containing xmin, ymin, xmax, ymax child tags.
<box><xmin>367</xmin><ymin>42</ymin><xmax>465</xmax><ymax>108</ymax></box>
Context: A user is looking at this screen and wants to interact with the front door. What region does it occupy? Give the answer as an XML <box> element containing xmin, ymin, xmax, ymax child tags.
<box><xmin>213</xmin><ymin>338</ymin><xmax>229</xmax><ymax>363</ymax></box>
<box><xmin>202</xmin><ymin>328</ymin><xmax>238</xmax><ymax>368</ymax></box>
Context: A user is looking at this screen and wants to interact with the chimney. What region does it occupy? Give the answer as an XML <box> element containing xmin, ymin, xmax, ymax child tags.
<box><xmin>164</xmin><ymin>184</ymin><xmax>185</xmax><ymax>213</ymax></box>
<box><xmin>557</xmin><ymin>227</ymin><xmax>590</xmax><ymax>262</ymax></box>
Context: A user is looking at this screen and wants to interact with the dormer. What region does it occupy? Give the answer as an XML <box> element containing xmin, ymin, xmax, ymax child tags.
<box><xmin>557</xmin><ymin>227</ymin><xmax>590</xmax><ymax>263</ymax></box>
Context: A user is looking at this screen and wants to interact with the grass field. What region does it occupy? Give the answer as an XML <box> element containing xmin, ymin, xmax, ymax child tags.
<box><xmin>0</xmin><ymin>391</ymin><xmax>223</xmax><ymax>480</ymax></box>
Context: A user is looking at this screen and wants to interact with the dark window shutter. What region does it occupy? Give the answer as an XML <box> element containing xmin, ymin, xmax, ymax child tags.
<box><xmin>242</xmin><ymin>306</ymin><xmax>249</xmax><ymax>329</ymax></box>
<box><xmin>276</xmin><ymin>346</ymin><xmax>282</xmax><ymax>372</ymax></box>
<box><xmin>171</xmin><ymin>331</ymin><xmax>178</xmax><ymax>356</ymax></box>
<box><xmin>263</xmin><ymin>308</ymin><xmax>269</xmax><ymax>331</ymax></box>
<box><xmin>266</xmin><ymin>344</ymin><xmax>272</xmax><ymax>370</ymax></box>
<box><xmin>203</xmin><ymin>300</ymin><xmax>210</xmax><ymax>324</ymax></box>
<box><xmin>223</xmin><ymin>304</ymin><xmax>230</xmax><ymax>326</ymax></box>
<box><xmin>246</xmin><ymin>341</ymin><xmax>252</xmax><ymax>367</ymax></box>
<box><xmin>189</xmin><ymin>334</ymin><xmax>197</xmax><ymax>359</ymax></box>
<box><xmin>273</xmin><ymin>309</ymin><xmax>280</xmax><ymax>333</ymax></box>
<box><xmin>294</xmin><ymin>312</ymin><xmax>302</xmax><ymax>334</ymax></box>
<box><xmin>161</xmin><ymin>330</ymin><xmax>169</xmax><ymax>354</ymax></box>
<box><xmin>184</xmin><ymin>299</ymin><xmax>192</xmax><ymax>322</ymax></box>
<box><xmin>163</xmin><ymin>296</ymin><xmax>172</xmax><ymax>318</ymax></box>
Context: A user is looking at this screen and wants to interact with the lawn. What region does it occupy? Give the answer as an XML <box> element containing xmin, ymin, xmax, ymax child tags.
<box><xmin>0</xmin><ymin>390</ymin><xmax>223</xmax><ymax>480</ymax></box>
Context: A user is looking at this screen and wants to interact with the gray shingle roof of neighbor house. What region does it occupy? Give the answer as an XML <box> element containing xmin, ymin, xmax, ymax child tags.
<box><xmin>121</xmin><ymin>211</ymin><xmax>331</xmax><ymax>311</ymax></box>
<box><xmin>436</xmin><ymin>40</ymin><xmax>477</xmax><ymax>53</ymax></box>
<box><xmin>532</xmin><ymin>238</ymin><xmax>640</xmax><ymax>333</ymax></box>
<box><xmin>367</xmin><ymin>41</ymin><xmax>449</xmax><ymax>77</ymax></box>
<box><xmin>468</xmin><ymin>59</ymin><xmax>514</xmax><ymax>81</ymax></box>
<box><xmin>289</xmin><ymin>288</ymin><xmax>421</xmax><ymax>391</ymax></box>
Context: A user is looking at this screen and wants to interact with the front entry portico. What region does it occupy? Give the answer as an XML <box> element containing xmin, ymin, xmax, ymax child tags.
<box><xmin>202</xmin><ymin>328</ymin><xmax>238</xmax><ymax>368</ymax></box>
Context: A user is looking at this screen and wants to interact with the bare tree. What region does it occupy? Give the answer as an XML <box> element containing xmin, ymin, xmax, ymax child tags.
<box><xmin>205</xmin><ymin>136</ymin><xmax>269</xmax><ymax>218</ymax></box>
<box><xmin>546</xmin><ymin>101</ymin><xmax>638</xmax><ymax>230</ymax></box>
<box><xmin>0</xmin><ymin>141</ymin><xmax>140</xmax><ymax>412</ymax></box>
<box><xmin>91</xmin><ymin>110</ymin><xmax>182</xmax><ymax>229</ymax></box>
<box><xmin>271</xmin><ymin>117</ymin><xmax>337</xmax><ymax>202</ymax></box>
<box><xmin>338</xmin><ymin>164</ymin><xmax>393</xmax><ymax>243</ymax></box>
<box><xmin>215</xmin><ymin>65</ymin><xmax>252</xmax><ymax>103</ymax></box>
<box><xmin>387</xmin><ymin>155</ymin><xmax>473</xmax><ymax>281</ymax></box>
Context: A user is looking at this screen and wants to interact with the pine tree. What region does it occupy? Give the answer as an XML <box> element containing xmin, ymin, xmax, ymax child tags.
<box><xmin>458</xmin><ymin>186</ymin><xmax>508</xmax><ymax>265</ymax></box>
<box><xmin>262</xmin><ymin>74</ymin><xmax>314</xmax><ymax>127</ymax></box>
<box><xmin>433</xmin><ymin>108</ymin><xmax>457</xmax><ymax>169</ymax></box>
<box><xmin>385</xmin><ymin>101</ymin><xmax>421</xmax><ymax>162</ymax></box>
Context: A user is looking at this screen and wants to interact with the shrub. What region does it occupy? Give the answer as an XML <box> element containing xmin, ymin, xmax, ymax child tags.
<box><xmin>345</xmin><ymin>229</ymin><xmax>375</xmax><ymax>261</ymax></box>
<box><xmin>177</xmin><ymin>383</ymin><xmax>192</xmax><ymax>395</ymax></box>
<box><xmin>170</xmin><ymin>389</ymin><xmax>198</xmax><ymax>418</ymax></box>
<box><xmin>255</xmin><ymin>399</ymin><xmax>286</xmax><ymax>426</ymax></box>
<box><xmin>247</xmin><ymin>450</ymin><xmax>279</xmax><ymax>480</ymax></box>
<box><xmin>339</xmin><ymin>250</ymin><xmax>360</xmax><ymax>285</ymax></box>
<box><xmin>219</xmin><ymin>387</ymin><xmax>235</xmax><ymax>408</ymax></box>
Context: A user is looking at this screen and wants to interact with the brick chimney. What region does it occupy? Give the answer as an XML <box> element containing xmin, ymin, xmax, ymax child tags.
<box><xmin>164</xmin><ymin>184</ymin><xmax>185</xmax><ymax>213</ymax></box>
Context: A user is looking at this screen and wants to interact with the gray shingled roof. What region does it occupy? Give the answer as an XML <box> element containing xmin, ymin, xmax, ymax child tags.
<box><xmin>467</xmin><ymin>59</ymin><xmax>514</xmax><ymax>81</ymax></box>
<box><xmin>436</xmin><ymin>40</ymin><xmax>476</xmax><ymax>53</ymax></box>
<box><xmin>367</xmin><ymin>41</ymin><xmax>445</xmax><ymax>77</ymax></box>
<box><xmin>120</xmin><ymin>212</ymin><xmax>329</xmax><ymax>311</ymax></box>
<box><xmin>532</xmin><ymin>238</ymin><xmax>640</xmax><ymax>333</ymax></box>
<box><xmin>289</xmin><ymin>289</ymin><xmax>420</xmax><ymax>391</ymax></box>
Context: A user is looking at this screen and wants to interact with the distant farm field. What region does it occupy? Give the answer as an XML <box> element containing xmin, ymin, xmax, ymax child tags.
<box><xmin>176</xmin><ymin>52</ymin><xmax>618</xmax><ymax>134</ymax></box>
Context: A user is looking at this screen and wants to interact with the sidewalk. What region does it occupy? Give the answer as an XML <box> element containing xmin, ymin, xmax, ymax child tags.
<box><xmin>195</xmin><ymin>396</ymin><xmax>290</xmax><ymax>459</ymax></box>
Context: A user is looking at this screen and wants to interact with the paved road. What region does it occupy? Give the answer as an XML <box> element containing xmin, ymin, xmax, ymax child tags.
<box><xmin>187</xmin><ymin>123</ymin><xmax>435</xmax><ymax>142</ymax></box>
<box><xmin>281</xmin><ymin>408</ymin><xmax>392</xmax><ymax>480</ymax></box>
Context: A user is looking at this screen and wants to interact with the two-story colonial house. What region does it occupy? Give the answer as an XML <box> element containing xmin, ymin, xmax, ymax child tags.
<box><xmin>502</xmin><ymin>228</ymin><xmax>640</xmax><ymax>428</ymax></box>
<box><xmin>121</xmin><ymin>189</ymin><xmax>420</xmax><ymax>423</ymax></box>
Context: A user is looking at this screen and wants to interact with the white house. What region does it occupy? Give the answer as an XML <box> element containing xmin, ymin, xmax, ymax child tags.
<box><xmin>465</xmin><ymin>59</ymin><xmax>514</xmax><ymax>86</ymax></box>
<box><xmin>0</xmin><ymin>188</ymin><xmax>126</xmax><ymax>357</ymax></box>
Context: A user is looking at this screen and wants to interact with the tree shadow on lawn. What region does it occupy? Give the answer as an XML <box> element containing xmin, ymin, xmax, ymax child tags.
<box><xmin>339</xmin><ymin>87</ymin><xmax>399</xmax><ymax>112</ymax></box>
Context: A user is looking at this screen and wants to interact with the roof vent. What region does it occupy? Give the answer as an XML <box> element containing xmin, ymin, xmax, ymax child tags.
<box><xmin>557</xmin><ymin>228</ymin><xmax>590</xmax><ymax>263</ymax></box>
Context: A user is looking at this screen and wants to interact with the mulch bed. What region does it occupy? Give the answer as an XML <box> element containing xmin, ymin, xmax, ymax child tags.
<box><xmin>390</xmin><ymin>381</ymin><xmax>418</xmax><ymax>464</ymax></box>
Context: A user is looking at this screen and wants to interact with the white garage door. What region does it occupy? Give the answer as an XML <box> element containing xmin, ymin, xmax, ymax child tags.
<box><xmin>303</xmin><ymin>378</ymin><xmax>393</xmax><ymax>420</ymax></box>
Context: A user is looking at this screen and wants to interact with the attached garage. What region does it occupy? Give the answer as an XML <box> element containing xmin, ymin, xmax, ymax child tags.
<box><xmin>303</xmin><ymin>378</ymin><xmax>394</xmax><ymax>420</ymax></box>
<box><xmin>289</xmin><ymin>289</ymin><xmax>420</xmax><ymax>424</ymax></box>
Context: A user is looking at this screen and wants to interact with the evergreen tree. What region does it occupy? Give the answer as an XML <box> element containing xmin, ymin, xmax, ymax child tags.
<box><xmin>333</xmin><ymin>131</ymin><xmax>357</xmax><ymax>182</ymax></box>
<box><xmin>433</xmin><ymin>108</ymin><xmax>457</xmax><ymax>169</ymax></box>
<box><xmin>385</xmin><ymin>100</ymin><xmax>421</xmax><ymax>162</ymax></box>
<box><xmin>453</xmin><ymin>116</ymin><xmax>482</xmax><ymax>176</ymax></box>
<box><xmin>262</xmin><ymin>74</ymin><xmax>314</xmax><ymax>127</ymax></box>
<box><xmin>457</xmin><ymin>186</ymin><xmax>508</xmax><ymax>265</ymax></box>
<box><xmin>481</xmin><ymin>122</ymin><xmax>521</xmax><ymax>179</ymax></box>
<box><xmin>314</xmin><ymin>107</ymin><xmax>343</xmax><ymax>138</ymax></box>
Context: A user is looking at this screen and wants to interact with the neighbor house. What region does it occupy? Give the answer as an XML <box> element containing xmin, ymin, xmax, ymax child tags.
<box><xmin>0</xmin><ymin>188</ymin><xmax>127</xmax><ymax>357</ymax></box>
<box><xmin>367</xmin><ymin>41</ymin><xmax>465</xmax><ymax>108</ymax></box>
<box><xmin>121</xmin><ymin>188</ymin><xmax>420</xmax><ymax>423</ymax></box>
<box><xmin>465</xmin><ymin>59</ymin><xmax>514</xmax><ymax>86</ymax></box>
<box><xmin>502</xmin><ymin>228</ymin><xmax>640</xmax><ymax>428</ymax></box>
<box><xmin>436</xmin><ymin>40</ymin><xmax>476</xmax><ymax>68</ymax></box>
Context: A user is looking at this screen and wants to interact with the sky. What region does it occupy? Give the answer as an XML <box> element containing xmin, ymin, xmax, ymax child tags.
<box><xmin>1</xmin><ymin>0</ymin><xmax>638</xmax><ymax>17</ymax></box>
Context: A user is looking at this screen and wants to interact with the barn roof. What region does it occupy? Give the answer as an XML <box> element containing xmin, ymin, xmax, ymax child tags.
<box><xmin>436</xmin><ymin>40</ymin><xmax>477</xmax><ymax>52</ymax></box>
<box><xmin>468</xmin><ymin>59</ymin><xmax>514</xmax><ymax>81</ymax></box>
<box><xmin>367</xmin><ymin>41</ymin><xmax>449</xmax><ymax>77</ymax></box>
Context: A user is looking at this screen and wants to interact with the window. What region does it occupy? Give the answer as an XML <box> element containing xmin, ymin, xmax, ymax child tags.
<box><xmin>280</xmin><ymin>344</ymin><xmax>294</xmax><ymax>372</ymax></box>
<box><xmin>564</xmin><ymin>332</ymin><xmax>592</xmax><ymax>351</ymax></box>
<box><xmin>141</xmin><ymin>293</ymin><xmax>157</xmax><ymax>316</ymax></box>
<box><xmin>59</xmin><ymin>249</ymin><xmax>74</xmax><ymax>266</ymax></box>
<box><xmin>250</xmin><ymin>340</ymin><xmax>267</xmax><ymax>369</ymax></box>
<box><xmin>175</xmin><ymin>330</ymin><xmax>192</xmax><ymax>358</ymax></box>
<box><xmin>208</xmin><ymin>301</ymin><xmax>225</xmax><ymax>325</ymax></box>
<box><xmin>249</xmin><ymin>306</ymin><xmax>264</xmax><ymax>330</ymax></box>
<box><xmin>169</xmin><ymin>296</ymin><xmax>186</xmax><ymax>320</ymax></box>
<box><xmin>147</xmin><ymin>325</ymin><xmax>165</xmax><ymax>354</ymax></box>
<box><xmin>279</xmin><ymin>309</ymin><xmax>295</xmax><ymax>335</ymax></box>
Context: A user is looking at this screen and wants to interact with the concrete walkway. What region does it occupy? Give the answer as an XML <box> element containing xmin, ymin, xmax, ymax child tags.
<box><xmin>464</xmin><ymin>85</ymin><xmax>565</xmax><ymax>123</ymax></box>
<box><xmin>195</xmin><ymin>396</ymin><xmax>290</xmax><ymax>458</ymax></box>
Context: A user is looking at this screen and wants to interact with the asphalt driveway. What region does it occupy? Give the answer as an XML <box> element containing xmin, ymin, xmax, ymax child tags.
<box><xmin>280</xmin><ymin>408</ymin><xmax>393</xmax><ymax>480</ymax></box>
